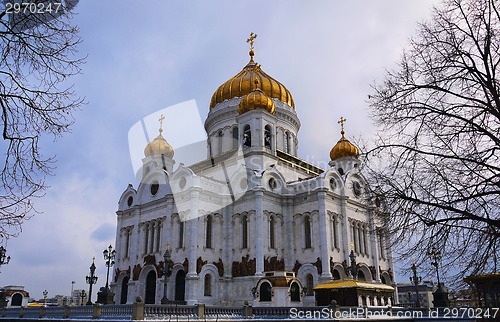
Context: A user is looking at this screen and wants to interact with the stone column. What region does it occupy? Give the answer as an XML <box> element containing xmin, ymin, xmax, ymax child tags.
<box><xmin>283</xmin><ymin>198</ymin><xmax>294</xmax><ymax>270</ymax></box>
<box><xmin>318</xmin><ymin>190</ymin><xmax>332</xmax><ymax>281</ymax></box>
<box><xmin>340</xmin><ymin>196</ymin><xmax>350</xmax><ymax>268</ymax></box>
<box><xmin>186</xmin><ymin>189</ymin><xmax>200</xmax><ymax>304</ymax></box>
<box><xmin>255</xmin><ymin>189</ymin><xmax>264</xmax><ymax>276</ymax></box>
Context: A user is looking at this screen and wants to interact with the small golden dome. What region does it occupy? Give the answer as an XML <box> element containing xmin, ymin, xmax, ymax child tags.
<box><xmin>330</xmin><ymin>117</ymin><xmax>360</xmax><ymax>160</ymax></box>
<box><xmin>144</xmin><ymin>134</ymin><xmax>174</xmax><ymax>158</ymax></box>
<box><xmin>144</xmin><ymin>114</ymin><xmax>174</xmax><ymax>158</ymax></box>
<box><xmin>238</xmin><ymin>80</ymin><xmax>276</xmax><ymax>114</ymax></box>
<box><xmin>210</xmin><ymin>51</ymin><xmax>295</xmax><ymax>109</ymax></box>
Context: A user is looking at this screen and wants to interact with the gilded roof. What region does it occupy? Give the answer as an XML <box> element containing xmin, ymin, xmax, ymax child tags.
<box><xmin>144</xmin><ymin>134</ymin><xmax>174</xmax><ymax>159</ymax></box>
<box><xmin>329</xmin><ymin>134</ymin><xmax>360</xmax><ymax>160</ymax></box>
<box><xmin>313</xmin><ymin>278</ymin><xmax>394</xmax><ymax>291</ymax></box>
<box><xmin>210</xmin><ymin>51</ymin><xmax>295</xmax><ymax>109</ymax></box>
<box><xmin>238</xmin><ymin>80</ymin><xmax>276</xmax><ymax>114</ymax></box>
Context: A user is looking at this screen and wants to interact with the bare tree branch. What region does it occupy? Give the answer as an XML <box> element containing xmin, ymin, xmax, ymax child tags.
<box><xmin>365</xmin><ymin>0</ymin><xmax>499</xmax><ymax>283</ymax></box>
<box><xmin>0</xmin><ymin>1</ymin><xmax>84</xmax><ymax>239</ymax></box>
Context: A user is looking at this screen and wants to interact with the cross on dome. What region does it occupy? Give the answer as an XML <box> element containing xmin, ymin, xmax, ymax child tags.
<box><xmin>338</xmin><ymin>116</ymin><xmax>346</xmax><ymax>136</ymax></box>
<box><xmin>246</xmin><ymin>32</ymin><xmax>257</xmax><ymax>51</ymax></box>
<box><xmin>159</xmin><ymin>114</ymin><xmax>165</xmax><ymax>134</ymax></box>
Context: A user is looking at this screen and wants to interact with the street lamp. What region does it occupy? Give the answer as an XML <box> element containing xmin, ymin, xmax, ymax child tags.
<box><xmin>85</xmin><ymin>258</ymin><xmax>98</xmax><ymax>305</ymax></box>
<box><xmin>427</xmin><ymin>246</ymin><xmax>449</xmax><ymax>307</ymax></box>
<box><xmin>79</xmin><ymin>290</ymin><xmax>86</xmax><ymax>306</ymax></box>
<box><xmin>0</xmin><ymin>246</ymin><xmax>10</xmax><ymax>271</ymax></box>
<box><xmin>409</xmin><ymin>261</ymin><xmax>422</xmax><ymax>307</ymax></box>
<box><xmin>103</xmin><ymin>245</ymin><xmax>116</xmax><ymax>290</ymax></box>
<box><xmin>43</xmin><ymin>290</ymin><xmax>48</xmax><ymax>307</ymax></box>
<box><xmin>70</xmin><ymin>281</ymin><xmax>75</xmax><ymax>305</ymax></box>
<box><xmin>161</xmin><ymin>243</ymin><xmax>173</xmax><ymax>304</ymax></box>
<box><xmin>427</xmin><ymin>247</ymin><xmax>442</xmax><ymax>286</ymax></box>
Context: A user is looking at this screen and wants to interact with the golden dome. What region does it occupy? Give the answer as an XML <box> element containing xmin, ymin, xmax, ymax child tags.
<box><xmin>144</xmin><ymin>114</ymin><xmax>174</xmax><ymax>158</ymax></box>
<box><xmin>210</xmin><ymin>51</ymin><xmax>295</xmax><ymax>109</ymax></box>
<box><xmin>330</xmin><ymin>118</ymin><xmax>360</xmax><ymax>160</ymax></box>
<box><xmin>238</xmin><ymin>80</ymin><xmax>276</xmax><ymax>114</ymax></box>
<box><xmin>144</xmin><ymin>133</ymin><xmax>175</xmax><ymax>158</ymax></box>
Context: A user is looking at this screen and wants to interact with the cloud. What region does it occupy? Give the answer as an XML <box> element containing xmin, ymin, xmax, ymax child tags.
<box><xmin>90</xmin><ymin>223</ymin><xmax>116</xmax><ymax>242</ymax></box>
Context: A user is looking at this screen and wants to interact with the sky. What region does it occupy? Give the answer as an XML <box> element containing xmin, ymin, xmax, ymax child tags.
<box><xmin>0</xmin><ymin>0</ymin><xmax>441</xmax><ymax>300</ymax></box>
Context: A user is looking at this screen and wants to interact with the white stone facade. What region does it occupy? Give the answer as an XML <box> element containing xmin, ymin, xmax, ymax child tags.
<box><xmin>111</xmin><ymin>60</ymin><xmax>395</xmax><ymax>307</ymax></box>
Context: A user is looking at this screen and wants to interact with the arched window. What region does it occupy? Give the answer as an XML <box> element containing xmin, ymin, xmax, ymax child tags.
<box><xmin>332</xmin><ymin>269</ymin><xmax>341</xmax><ymax>280</ymax></box>
<box><xmin>218</xmin><ymin>130</ymin><xmax>223</xmax><ymax>154</ymax></box>
<box><xmin>377</xmin><ymin>229</ymin><xmax>385</xmax><ymax>259</ymax></box>
<box><xmin>284</xmin><ymin>131</ymin><xmax>290</xmax><ymax>153</ymax></box>
<box><xmin>11</xmin><ymin>293</ymin><xmax>22</xmax><ymax>306</ymax></box>
<box><xmin>363</xmin><ymin>228</ymin><xmax>368</xmax><ymax>256</ymax></box>
<box><xmin>120</xmin><ymin>276</ymin><xmax>129</xmax><ymax>304</ymax></box>
<box><xmin>145</xmin><ymin>270</ymin><xmax>157</xmax><ymax>304</ymax></box>
<box><xmin>206</xmin><ymin>215</ymin><xmax>212</xmax><ymax>249</ymax></box>
<box><xmin>332</xmin><ymin>217</ymin><xmax>338</xmax><ymax>249</ymax></box>
<box><xmin>149</xmin><ymin>222</ymin><xmax>155</xmax><ymax>253</ymax></box>
<box><xmin>290</xmin><ymin>282</ymin><xmax>300</xmax><ymax>302</ymax></box>
<box><xmin>155</xmin><ymin>223</ymin><xmax>161</xmax><ymax>252</ymax></box>
<box><xmin>125</xmin><ymin>228</ymin><xmax>131</xmax><ymax>258</ymax></box>
<box><xmin>232</xmin><ymin>127</ymin><xmax>239</xmax><ymax>149</ymax></box>
<box><xmin>304</xmin><ymin>216</ymin><xmax>312</xmax><ymax>249</ymax></box>
<box><xmin>204</xmin><ymin>274</ymin><xmax>212</xmax><ymax>296</ymax></box>
<box><xmin>269</xmin><ymin>216</ymin><xmax>275</xmax><ymax>249</ymax></box>
<box><xmin>242</xmin><ymin>215</ymin><xmax>248</xmax><ymax>248</ymax></box>
<box><xmin>358</xmin><ymin>270</ymin><xmax>366</xmax><ymax>281</ymax></box>
<box><xmin>306</xmin><ymin>274</ymin><xmax>314</xmax><ymax>296</ymax></box>
<box><xmin>178</xmin><ymin>221</ymin><xmax>184</xmax><ymax>248</ymax></box>
<box><xmin>259</xmin><ymin>282</ymin><xmax>272</xmax><ymax>302</ymax></box>
<box><xmin>243</xmin><ymin>125</ymin><xmax>251</xmax><ymax>147</ymax></box>
<box><xmin>264</xmin><ymin>125</ymin><xmax>272</xmax><ymax>149</ymax></box>
<box><xmin>144</xmin><ymin>224</ymin><xmax>149</xmax><ymax>254</ymax></box>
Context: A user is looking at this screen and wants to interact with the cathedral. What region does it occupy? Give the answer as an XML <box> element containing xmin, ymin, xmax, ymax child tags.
<box><xmin>111</xmin><ymin>35</ymin><xmax>395</xmax><ymax>307</ymax></box>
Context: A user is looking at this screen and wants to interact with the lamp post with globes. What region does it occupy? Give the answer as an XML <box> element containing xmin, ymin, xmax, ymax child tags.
<box><xmin>427</xmin><ymin>247</ymin><xmax>449</xmax><ymax>307</ymax></box>
<box><xmin>103</xmin><ymin>245</ymin><xmax>115</xmax><ymax>290</ymax></box>
<box><xmin>409</xmin><ymin>261</ymin><xmax>422</xmax><ymax>307</ymax></box>
<box><xmin>79</xmin><ymin>290</ymin><xmax>86</xmax><ymax>306</ymax></box>
<box><xmin>43</xmin><ymin>290</ymin><xmax>48</xmax><ymax>307</ymax></box>
<box><xmin>85</xmin><ymin>258</ymin><xmax>98</xmax><ymax>305</ymax></box>
<box><xmin>97</xmin><ymin>245</ymin><xmax>115</xmax><ymax>304</ymax></box>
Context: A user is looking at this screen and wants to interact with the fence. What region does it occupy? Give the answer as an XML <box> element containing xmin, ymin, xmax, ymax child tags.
<box><xmin>0</xmin><ymin>303</ymin><xmax>481</xmax><ymax>320</ymax></box>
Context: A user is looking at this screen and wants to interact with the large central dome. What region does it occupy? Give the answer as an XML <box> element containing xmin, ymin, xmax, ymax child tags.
<box><xmin>210</xmin><ymin>51</ymin><xmax>295</xmax><ymax>109</ymax></box>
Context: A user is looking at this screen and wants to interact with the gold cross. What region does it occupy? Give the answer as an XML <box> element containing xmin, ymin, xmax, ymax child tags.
<box><xmin>338</xmin><ymin>117</ymin><xmax>346</xmax><ymax>135</ymax></box>
<box><xmin>246</xmin><ymin>32</ymin><xmax>257</xmax><ymax>50</ymax></box>
<box><xmin>159</xmin><ymin>114</ymin><xmax>165</xmax><ymax>133</ymax></box>
<box><xmin>350</xmin><ymin>242</ymin><xmax>355</xmax><ymax>250</ymax></box>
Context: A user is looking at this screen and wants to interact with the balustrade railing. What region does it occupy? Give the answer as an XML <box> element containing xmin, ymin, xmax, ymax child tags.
<box><xmin>205</xmin><ymin>306</ymin><xmax>244</xmax><ymax>318</ymax></box>
<box><xmin>0</xmin><ymin>303</ymin><xmax>483</xmax><ymax>321</ymax></box>
<box><xmin>144</xmin><ymin>304</ymin><xmax>197</xmax><ymax>319</ymax></box>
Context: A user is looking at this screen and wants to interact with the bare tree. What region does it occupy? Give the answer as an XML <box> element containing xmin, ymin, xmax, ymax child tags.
<box><xmin>366</xmin><ymin>0</ymin><xmax>499</xmax><ymax>282</ymax></box>
<box><xmin>0</xmin><ymin>2</ymin><xmax>84</xmax><ymax>239</ymax></box>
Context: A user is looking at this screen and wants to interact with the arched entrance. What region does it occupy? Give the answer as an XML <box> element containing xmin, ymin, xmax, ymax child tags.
<box><xmin>145</xmin><ymin>271</ymin><xmax>156</xmax><ymax>304</ymax></box>
<box><xmin>11</xmin><ymin>293</ymin><xmax>22</xmax><ymax>306</ymax></box>
<box><xmin>259</xmin><ymin>282</ymin><xmax>272</xmax><ymax>302</ymax></box>
<box><xmin>174</xmin><ymin>270</ymin><xmax>185</xmax><ymax>301</ymax></box>
<box><xmin>290</xmin><ymin>282</ymin><xmax>300</xmax><ymax>302</ymax></box>
<box><xmin>120</xmin><ymin>276</ymin><xmax>129</xmax><ymax>304</ymax></box>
